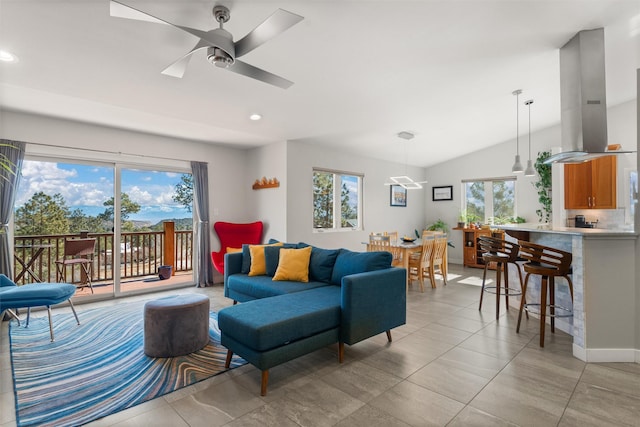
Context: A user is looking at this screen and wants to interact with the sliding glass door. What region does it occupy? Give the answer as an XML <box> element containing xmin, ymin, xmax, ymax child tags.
<box><xmin>14</xmin><ymin>158</ymin><xmax>194</xmax><ymax>299</ymax></box>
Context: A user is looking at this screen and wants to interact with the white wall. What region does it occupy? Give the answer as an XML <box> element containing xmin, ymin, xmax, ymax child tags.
<box><xmin>0</xmin><ymin>110</ymin><xmax>248</xmax><ymax>254</ymax></box>
<box><xmin>284</xmin><ymin>140</ymin><xmax>427</xmax><ymax>251</ymax></box>
<box><xmin>246</xmin><ymin>141</ymin><xmax>288</xmax><ymax>241</ymax></box>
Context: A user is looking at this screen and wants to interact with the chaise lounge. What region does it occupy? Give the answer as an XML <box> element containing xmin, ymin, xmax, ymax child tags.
<box><xmin>218</xmin><ymin>242</ymin><xmax>406</xmax><ymax>395</ymax></box>
<box><xmin>0</xmin><ymin>274</ymin><xmax>80</xmax><ymax>341</ymax></box>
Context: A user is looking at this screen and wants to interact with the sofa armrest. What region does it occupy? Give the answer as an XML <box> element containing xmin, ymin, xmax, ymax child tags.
<box><xmin>223</xmin><ymin>252</ymin><xmax>244</xmax><ymax>298</ymax></box>
<box><xmin>340</xmin><ymin>267</ymin><xmax>406</xmax><ymax>345</ymax></box>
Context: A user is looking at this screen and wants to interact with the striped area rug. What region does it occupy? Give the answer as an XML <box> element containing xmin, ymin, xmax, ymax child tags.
<box><xmin>9</xmin><ymin>300</ymin><xmax>245</xmax><ymax>427</ymax></box>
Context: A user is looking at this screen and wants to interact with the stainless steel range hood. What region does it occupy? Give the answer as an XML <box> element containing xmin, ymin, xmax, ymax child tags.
<box><xmin>544</xmin><ymin>28</ymin><xmax>634</xmax><ymax>164</ymax></box>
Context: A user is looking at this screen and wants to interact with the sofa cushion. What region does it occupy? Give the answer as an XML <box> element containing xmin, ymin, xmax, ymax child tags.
<box><xmin>264</xmin><ymin>246</ymin><xmax>282</xmax><ymax>276</ymax></box>
<box><xmin>330</xmin><ymin>249</ymin><xmax>393</xmax><ymax>286</ymax></box>
<box><xmin>218</xmin><ymin>286</ymin><xmax>341</xmax><ymax>352</ymax></box>
<box><xmin>309</xmin><ymin>247</ymin><xmax>340</xmax><ymax>283</ymax></box>
<box><xmin>273</xmin><ymin>246</ymin><xmax>312</xmax><ymax>282</ymax></box>
<box><xmin>296</xmin><ymin>243</ymin><xmax>340</xmax><ymax>283</ymax></box>
<box><xmin>241</xmin><ymin>242</ymin><xmax>282</xmax><ymax>274</ymax></box>
<box><xmin>227</xmin><ymin>274</ymin><xmax>329</xmax><ymax>300</ymax></box>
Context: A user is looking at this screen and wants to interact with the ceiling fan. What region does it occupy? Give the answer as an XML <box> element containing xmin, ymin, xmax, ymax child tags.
<box><xmin>109</xmin><ymin>1</ymin><xmax>304</xmax><ymax>89</ymax></box>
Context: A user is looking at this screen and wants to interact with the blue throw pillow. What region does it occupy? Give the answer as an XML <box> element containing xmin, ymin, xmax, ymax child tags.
<box><xmin>330</xmin><ymin>249</ymin><xmax>392</xmax><ymax>286</ymax></box>
<box><xmin>309</xmin><ymin>247</ymin><xmax>340</xmax><ymax>283</ymax></box>
<box><xmin>264</xmin><ymin>246</ymin><xmax>283</xmax><ymax>277</ymax></box>
<box><xmin>241</xmin><ymin>244</ymin><xmax>251</xmax><ymax>274</ymax></box>
<box><xmin>268</xmin><ymin>238</ymin><xmax>298</xmax><ymax>248</ymax></box>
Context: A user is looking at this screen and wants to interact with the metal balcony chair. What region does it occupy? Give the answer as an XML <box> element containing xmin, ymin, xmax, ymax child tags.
<box><xmin>55</xmin><ymin>238</ymin><xmax>96</xmax><ymax>294</ymax></box>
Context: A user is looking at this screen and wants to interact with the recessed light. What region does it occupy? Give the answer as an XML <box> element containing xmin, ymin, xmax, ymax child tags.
<box><xmin>0</xmin><ymin>50</ymin><xmax>18</xmax><ymax>63</ymax></box>
<box><xmin>249</xmin><ymin>113</ymin><xmax>262</xmax><ymax>121</ymax></box>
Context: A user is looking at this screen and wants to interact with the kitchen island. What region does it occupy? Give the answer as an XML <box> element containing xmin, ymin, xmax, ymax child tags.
<box><xmin>495</xmin><ymin>223</ymin><xmax>637</xmax><ymax>362</ymax></box>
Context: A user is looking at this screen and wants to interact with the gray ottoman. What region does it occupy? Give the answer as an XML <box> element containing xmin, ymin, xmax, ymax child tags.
<box><xmin>144</xmin><ymin>294</ymin><xmax>210</xmax><ymax>357</ymax></box>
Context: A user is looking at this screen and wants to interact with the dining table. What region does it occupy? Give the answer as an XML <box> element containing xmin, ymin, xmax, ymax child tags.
<box><xmin>365</xmin><ymin>238</ymin><xmax>449</xmax><ymax>287</ymax></box>
<box><xmin>366</xmin><ymin>239</ymin><xmax>422</xmax><ymax>285</ymax></box>
<box><xmin>14</xmin><ymin>243</ymin><xmax>54</xmax><ymax>283</ymax></box>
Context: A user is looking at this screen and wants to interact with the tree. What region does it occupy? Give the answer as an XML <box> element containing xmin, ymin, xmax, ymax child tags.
<box><xmin>493</xmin><ymin>181</ymin><xmax>515</xmax><ymax>219</ymax></box>
<box><xmin>98</xmin><ymin>193</ymin><xmax>141</xmax><ymax>229</ymax></box>
<box><xmin>466</xmin><ymin>182</ymin><xmax>485</xmax><ymax>222</ymax></box>
<box><xmin>173</xmin><ymin>174</ymin><xmax>193</xmax><ymax>213</ymax></box>
<box><xmin>14</xmin><ymin>192</ymin><xmax>70</xmax><ymax>236</ymax></box>
<box><xmin>340</xmin><ymin>182</ymin><xmax>356</xmax><ymax>227</ymax></box>
<box><xmin>313</xmin><ymin>172</ymin><xmax>333</xmax><ymax>228</ymax></box>
<box><xmin>68</xmin><ymin>208</ymin><xmax>105</xmax><ymax>233</ymax></box>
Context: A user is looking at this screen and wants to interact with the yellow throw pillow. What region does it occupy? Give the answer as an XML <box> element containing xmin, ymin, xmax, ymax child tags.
<box><xmin>273</xmin><ymin>246</ymin><xmax>312</xmax><ymax>282</ymax></box>
<box><xmin>248</xmin><ymin>243</ymin><xmax>283</xmax><ymax>276</ymax></box>
<box><xmin>226</xmin><ymin>247</ymin><xmax>242</xmax><ymax>253</ymax></box>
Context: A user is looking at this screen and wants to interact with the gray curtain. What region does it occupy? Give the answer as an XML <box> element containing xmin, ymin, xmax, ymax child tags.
<box><xmin>191</xmin><ymin>161</ymin><xmax>213</xmax><ymax>287</ymax></box>
<box><xmin>0</xmin><ymin>140</ymin><xmax>26</xmax><ymax>277</ymax></box>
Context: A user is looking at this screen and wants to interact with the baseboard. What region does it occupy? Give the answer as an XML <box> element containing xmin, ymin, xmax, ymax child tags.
<box><xmin>573</xmin><ymin>344</ymin><xmax>639</xmax><ymax>363</ymax></box>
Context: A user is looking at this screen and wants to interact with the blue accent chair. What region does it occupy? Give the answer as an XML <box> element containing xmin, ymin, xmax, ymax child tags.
<box><xmin>0</xmin><ymin>274</ymin><xmax>80</xmax><ymax>341</ymax></box>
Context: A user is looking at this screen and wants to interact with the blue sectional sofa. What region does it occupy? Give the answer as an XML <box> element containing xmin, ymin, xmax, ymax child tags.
<box><xmin>218</xmin><ymin>243</ymin><xmax>406</xmax><ymax>395</ymax></box>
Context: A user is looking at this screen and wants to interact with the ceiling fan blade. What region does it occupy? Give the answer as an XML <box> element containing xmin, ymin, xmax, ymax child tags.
<box><xmin>228</xmin><ymin>60</ymin><xmax>294</xmax><ymax>89</ymax></box>
<box><xmin>234</xmin><ymin>9</ymin><xmax>303</xmax><ymax>58</ymax></box>
<box><xmin>161</xmin><ymin>40</ymin><xmax>209</xmax><ymax>78</ymax></box>
<box><xmin>110</xmin><ymin>0</ymin><xmax>170</xmax><ymax>25</ymax></box>
<box><xmin>110</xmin><ymin>1</ymin><xmax>216</xmax><ymax>46</ymax></box>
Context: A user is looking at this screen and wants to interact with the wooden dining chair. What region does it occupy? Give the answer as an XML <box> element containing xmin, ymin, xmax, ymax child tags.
<box><xmin>384</xmin><ymin>231</ymin><xmax>399</xmax><ymax>245</ymax></box>
<box><xmin>368</xmin><ymin>234</ymin><xmax>391</xmax><ymax>253</ymax></box>
<box><xmin>368</xmin><ymin>234</ymin><xmax>403</xmax><ymax>267</ymax></box>
<box><xmin>432</xmin><ymin>237</ymin><xmax>448</xmax><ymax>286</ymax></box>
<box><xmin>408</xmin><ymin>237</ymin><xmax>436</xmax><ymax>292</ymax></box>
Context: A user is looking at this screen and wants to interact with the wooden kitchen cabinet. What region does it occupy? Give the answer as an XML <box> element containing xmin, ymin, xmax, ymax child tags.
<box><xmin>462</xmin><ymin>228</ymin><xmax>504</xmax><ymax>268</ymax></box>
<box><xmin>564</xmin><ymin>155</ymin><xmax>617</xmax><ymax>209</ymax></box>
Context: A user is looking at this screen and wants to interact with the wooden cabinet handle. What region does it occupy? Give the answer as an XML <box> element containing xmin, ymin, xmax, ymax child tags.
<box><xmin>593</xmin><ymin>196</ymin><xmax>596</xmax><ymax>207</ymax></box>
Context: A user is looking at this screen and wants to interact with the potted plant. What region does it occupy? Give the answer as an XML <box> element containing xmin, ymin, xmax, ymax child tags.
<box><xmin>457</xmin><ymin>211</ymin><xmax>467</xmax><ymax>229</ymax></box>
<box><xmin>533</xmin><ymin>150</ymin><xmax>552</xmax><ymax>223</ymax></box>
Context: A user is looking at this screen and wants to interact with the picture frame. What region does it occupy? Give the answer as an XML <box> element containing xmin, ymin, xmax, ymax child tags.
<box><xmin>432</xmin><ymin>185</ymin><xmax>453</xmax><ymax>201</ymax></box>
<box><xmin>390</xmin><ymin>185</ymin><xmax>407</xmax><ymax>207</ymax></box>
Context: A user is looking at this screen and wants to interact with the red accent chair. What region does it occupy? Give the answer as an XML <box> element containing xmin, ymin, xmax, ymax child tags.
<box><xmin>211</xmin><ymin>221</ymin><xmax>264</xmax><ymax>274</ymax></box>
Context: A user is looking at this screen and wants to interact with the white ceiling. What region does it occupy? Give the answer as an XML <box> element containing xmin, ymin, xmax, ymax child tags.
<box><xmin>1</xmin><ymin>0</ymin><xmax>639</xmax><ymax>167</ymax></box>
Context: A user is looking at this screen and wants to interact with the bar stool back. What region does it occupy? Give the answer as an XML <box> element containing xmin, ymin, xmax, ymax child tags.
<box><xmin>478</xmin><ymin>236</ymin><xmax>524</xmax><ymax>319</ymax></box>
<box><xmin>516</xmin><ymin>241</ymin><xmax>574</xmax><ymax>347</ymax></box>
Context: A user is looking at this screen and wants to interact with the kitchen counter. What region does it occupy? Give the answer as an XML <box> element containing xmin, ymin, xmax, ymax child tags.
<box><xmin>492</xmin><ymin>224</ymin><xmax>638</xmax><ymax>362</ymax></box>
<box><xmin>495</xmin><ymin>222</ymin><xmax>637</xmax><ymax>238</ymax></box>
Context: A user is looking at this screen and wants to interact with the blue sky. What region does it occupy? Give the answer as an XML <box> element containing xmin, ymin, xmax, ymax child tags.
<box><xmin>15</xmin><ymin>161</ymin><xmax>192</xmax><ymax>223</ymax></box>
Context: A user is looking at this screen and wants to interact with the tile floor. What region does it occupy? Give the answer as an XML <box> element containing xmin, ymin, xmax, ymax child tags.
<box><xmin>1</xmin><ymin>264</ymin><xmax>639</xmax><ymax>426</ymax></box>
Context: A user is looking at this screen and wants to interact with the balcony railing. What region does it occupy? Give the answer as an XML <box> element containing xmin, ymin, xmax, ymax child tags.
<box><xmin>13</xmin><ymin>223</ymin><xmax>193</xmax><ymax>286</ymax></box>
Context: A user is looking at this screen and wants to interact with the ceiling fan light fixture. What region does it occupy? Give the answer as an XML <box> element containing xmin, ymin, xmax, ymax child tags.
<box><xmin>207</xmin><ymin>47</ymin><xmax>234</xmax><ymax>68</ymax></box>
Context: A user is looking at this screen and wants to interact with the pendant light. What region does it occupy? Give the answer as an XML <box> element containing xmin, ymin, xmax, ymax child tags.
<box><xmin>511</xmin><ymin>89</ymin><xmax>524</xmax><ymax>173</ymax></box>
<box><xmin>384</xmin><ymin>131</ymin><xmax>428</xmax><ymax>189</ymax></box>
<box><xmin>524</xmin><ymin>99</ymin><xmax>536</xmax><ymax>176</ymax></box>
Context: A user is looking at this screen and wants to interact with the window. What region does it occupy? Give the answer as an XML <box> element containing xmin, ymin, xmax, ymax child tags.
<box><xmin>313</xmin><ymin>169</ymin><xmax>362</xmax><ymax>231</ymax></box>
<box><xmin>463</xmin><ymin>177</ymin><xmax>516</xmax><ymax>224</ymax></box>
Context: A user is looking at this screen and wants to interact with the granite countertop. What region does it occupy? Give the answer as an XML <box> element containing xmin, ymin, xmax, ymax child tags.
<box><xmin>494</xmin><ymin>223</ymin><xmax>638</xmax><ymax>238</ymax></box>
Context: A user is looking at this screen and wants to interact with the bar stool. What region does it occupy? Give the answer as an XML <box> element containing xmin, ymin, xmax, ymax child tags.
<box><xmin>478</xmin><ymin>236</ymin><xmax>525</xmax><ymax>320</ymax></box>
<box><xmin>516</xmin><ymin>241</ymin><xmax>574</xmax><ymax>347</ymax></box>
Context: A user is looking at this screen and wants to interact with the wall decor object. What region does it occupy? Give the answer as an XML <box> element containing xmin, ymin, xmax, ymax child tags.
<box><xmin>252</xmin><ymin>177</ymin><xmax>280</xmax><ymax>190</ymax></box>
<box><xmin>390</xmin><ymin>184</ymin><xmax>407</xmax><ymax>207</ymax></box>
<box><xmin>432</xmin><ymin>185</ymin><xmax>453</xmax><ymax>201</ymax></box>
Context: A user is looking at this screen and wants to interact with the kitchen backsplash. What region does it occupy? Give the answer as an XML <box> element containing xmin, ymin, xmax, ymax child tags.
<box><xmin>566</xmin><ymin>208</ymin><xmax>632</xmax><ymax>229</ymax></box>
